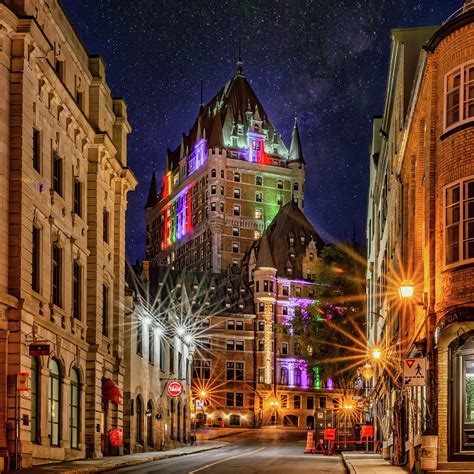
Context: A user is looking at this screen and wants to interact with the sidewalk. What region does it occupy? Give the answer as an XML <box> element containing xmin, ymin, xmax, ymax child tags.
<box><xmin>196</xmin><ymin>427</ymin><xmax>252</xmax><ymax>441</ymax></box>
<box><xmin>342</xmin><ymin>452</ymin><xmax>409</xmax><ymax>473</ymax></box>
<box><xmin>16</xmin><ymin>441</ymin><xmax>226</xmax><ymax>474</ymax></box>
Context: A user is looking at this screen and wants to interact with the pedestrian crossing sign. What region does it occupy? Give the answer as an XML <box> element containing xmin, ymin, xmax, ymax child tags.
<box><xmin>403</xmin><ymin>358</ymin><xmax>426</xmax><ymax>386</ymax></box>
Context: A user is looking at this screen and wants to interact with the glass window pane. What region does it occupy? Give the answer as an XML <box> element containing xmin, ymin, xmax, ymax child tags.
<box><xmin>465</xmin><ymin>360</ymin><xmax>474</xmax><ymax>422</ymax></box>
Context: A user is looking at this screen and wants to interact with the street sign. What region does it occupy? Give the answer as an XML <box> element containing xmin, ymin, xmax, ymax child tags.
<box><xmin>167</xmin><ymin>381</ymin><xmax>183</xmax><ymax>397</ymax></box>
<box><xmin>29</xmin><ymin>343</ymin><xmax>50</xmax><ymax>356</ymax></box>
<box><xmin>317</xmin><ymin>412</ymin><xmax>324</xmax><ymax>419</ymax></box>
<box><xmin>323</xmin><ymin>428</ymin><xmax>336</xmax><ymax>441</ymax></box>
<box><xmin>361</xmin><ymin>425</ymin><xmax>374</xmax><ymax>438</ymax></box>
<box><xmin>403</xmin><ymin>358</ymin><xmax>426</xmax><ymax>386</ymax></box>
<box><xmin>17</xmin><ymin>372</ymin><xmax>29</xmax><ymax>392</ymax></box>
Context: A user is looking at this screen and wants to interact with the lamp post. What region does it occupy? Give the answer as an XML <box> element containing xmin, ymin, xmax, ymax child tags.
<box><xmin>269</xmin><ymin>399</ymin><xmax>279</xmax><ymax>426</ymax></box>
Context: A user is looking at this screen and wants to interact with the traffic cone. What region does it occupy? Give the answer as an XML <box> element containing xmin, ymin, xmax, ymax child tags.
<box><xmin>304</xmin><ymin>431</ymin><xmax>314</xmax><ymax>454</ymax></box>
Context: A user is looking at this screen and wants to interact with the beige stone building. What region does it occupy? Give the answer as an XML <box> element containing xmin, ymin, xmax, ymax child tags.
<box><xmin>0</xmin><ymin>0</ymin><xmax>136</xmax><ymax>469</ymax></box>
<box><xmin>367</xmin><ymin>2</ymin><xmax>474</xmax><ymax>471</ymax></box>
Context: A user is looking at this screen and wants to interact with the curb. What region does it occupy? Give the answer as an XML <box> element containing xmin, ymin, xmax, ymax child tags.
<box><xmin>18</xmin><ymin>443</ymin><xmax>227</xmax><ymax>474</ymax></box>
<box><xmin>340</xmin><ymin>452</ymin><xmax>356</xmax><ymax>474</ymax></box>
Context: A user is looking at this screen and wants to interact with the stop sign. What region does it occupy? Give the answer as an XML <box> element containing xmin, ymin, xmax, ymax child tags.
<box><xmin>167</xmin><ymin>381</ymin><xmax>183</xmax><ymax>397</ymax></box>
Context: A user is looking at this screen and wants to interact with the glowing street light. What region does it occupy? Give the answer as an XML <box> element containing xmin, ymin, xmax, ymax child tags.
<box><xmin>371</xmin><ymin>347</ymin><xmax>382</xmax><ymax>361</ymax></box>
<box><xmin>360</xmin><ymin>362</ymin><xmax>375</xmax><ymax>380</ymax></box>
<box><xmin>176</xmin><ymin>326</ymin><xmax>186</xmax><ymax>337</ymax></box>
<box><xmin>184</xmin><ymin>334</ymin><xmax>193</xmax><ymax>345</ymax></box>
<box><xmin>199</xmin><ymin>390</ymin><xmax>207</xmax><ymax>399</ymax></box>
<box><xmin>399</xmin><ymin>280</ymin><xmax>415</xmax><ymax>300</ymax></box>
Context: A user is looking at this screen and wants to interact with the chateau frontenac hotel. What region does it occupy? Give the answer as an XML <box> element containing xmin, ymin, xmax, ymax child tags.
<box><xmin>136</xmin><ymin>60</ymin><xmax>344</xmax><ymax>433</ymax></box>
<box><xmin>145</xmin><ymin>60</ymin><xmax>305</xmax><ymax>273</ymax></box>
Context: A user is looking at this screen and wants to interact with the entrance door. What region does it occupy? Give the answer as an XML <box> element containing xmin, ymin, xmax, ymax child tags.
<box><xmin>450</xmin><ymin>335</ymin><xmax>474</xmax><ymax>460</ymax></box>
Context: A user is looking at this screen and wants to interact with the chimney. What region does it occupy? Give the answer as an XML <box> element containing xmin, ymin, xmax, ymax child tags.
<box><xmin>464</xmin><ymin>0</ymin><xmax>474</xmax><ymax>12</ymax></box>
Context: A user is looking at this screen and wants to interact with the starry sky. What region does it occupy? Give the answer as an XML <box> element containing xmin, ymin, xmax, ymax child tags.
<box><xmin>61</xmin><ymin>0</ymin><xmax>458</xmax><ymax>263</ymax></box>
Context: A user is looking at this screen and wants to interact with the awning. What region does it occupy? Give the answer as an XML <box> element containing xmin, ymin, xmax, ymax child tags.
<box><xmin>102</xmin><ymin>378</ymin><xmax>122</xmax><ymax>405</ymax></box>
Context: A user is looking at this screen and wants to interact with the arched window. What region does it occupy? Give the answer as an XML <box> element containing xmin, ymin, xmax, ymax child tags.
<box><xmin>136</xmin><ymin>395</ymin><xmax>143</xmax><ymax>444</ymax></box>
<box><xmin>280</xmin><ymin>367</ymin><xmax>289</xmax><ymax>385</ymax></box>
<box><xmin>294</xmin><ymin>367</ymin><xmax>302</xmax><ymax>387</ymax></box>
<box><xmin>70</xmin><ymin>368</ymin><xmax>80</xmax><ymax>449</ymax></box>
<box><xmin>48</xmin><ymin>359</ymin><xmax>61</xmax><ymax>446</ymax></box>
<box><xmin>31</xmin><ymin>357</ymin><xmax>40</xmax><ymax>443</ymax></box>
<box><xmin>146</xmin><ymin>400</ymin><xmax>153</xmax><ymax>447</ymax></box>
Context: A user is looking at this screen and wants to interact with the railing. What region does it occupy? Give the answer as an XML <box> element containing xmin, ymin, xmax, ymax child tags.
<box><xmin>443</xmin><ymin>5</ymin><xmax>471</xmax><ymax>25</ymax></box>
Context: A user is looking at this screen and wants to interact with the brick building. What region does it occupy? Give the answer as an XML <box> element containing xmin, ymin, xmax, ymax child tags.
<box><xmin>367</xmin><ymin>1</ymin><xmax>474</xmax><ymax>470</ymax></box>
<box><xmin>0</xmin><ymin>0</ymin><xmax>136</xmax><ymax>469</ymax></box>
<box><xmin>145</xmin><ymin>60</ymin><xmax>305</xmax><ymax>273</ymax></box>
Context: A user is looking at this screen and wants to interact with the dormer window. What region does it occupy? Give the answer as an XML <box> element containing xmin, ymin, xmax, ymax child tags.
<box><xmin>289</xmin><ymin>236</ymin><xmax>294</xmax><ymax>244</ymax></box>
<box><xmin>300</xmin><ymin>236</ymin><xmax>305</xmax><ymax>245</ymax></box>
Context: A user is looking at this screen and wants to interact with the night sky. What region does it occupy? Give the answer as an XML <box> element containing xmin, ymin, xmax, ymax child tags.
<box><xmin>61</xmin><ymin>0</ymin><xmax>457</xmax><ymax>263</ymax></box>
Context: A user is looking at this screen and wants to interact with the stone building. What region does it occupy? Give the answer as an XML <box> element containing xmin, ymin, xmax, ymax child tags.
<box><xmin>145</xmin><ymin>60</ymin><xmax>305</xmax><ymax>273</ymax></box>
<box><xmin>366</xmin><ymin>2</ymin><xmax>474</xmax><ymax>470</ymax></box>
<box><xmin>123</xmin><ymin>267</ymin><xmax>193</xmax><ymax>453</ymax></box>
<box><xmin>0</xmin><ymin>0</ymin><xmax>136</xmax><ymax>469</ymax></box>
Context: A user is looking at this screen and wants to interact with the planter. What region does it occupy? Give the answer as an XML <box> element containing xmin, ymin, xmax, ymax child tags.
<box><xmin>421</xmin><ymin>435</ymin><xmax>438</xmax><ymax>471</ymax></box>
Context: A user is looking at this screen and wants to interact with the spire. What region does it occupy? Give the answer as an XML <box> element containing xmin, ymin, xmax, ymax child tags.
<box><xmin>256</xmin><ymin>231</ymin><xmax>275</xmax><ymax>270</ymax></box>
<box><xmin>289</xmin><ymin>115</ymin><xmax>305</xmax><ymax>164</ymax></box>
<box><xmin>208</xmin><ymin>110</ymin><xmax>224</xmax><ymax>148</ymax></box>
<box><xmin>200</xmin><ymin>79</ymin><xmax>204</xmax><ymax>109</ymax></box>
<box><xmin>254</xmin><ymin>104</ymin><xmax>261</xmax><ymax>121</ymax></box>
<box><xmin>145</xmin><ymin>171</ymin><xmax>157</xmax><ymax>208</ymax></box>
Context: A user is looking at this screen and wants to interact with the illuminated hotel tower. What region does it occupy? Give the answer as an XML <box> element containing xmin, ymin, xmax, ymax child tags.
<box><xmin>145</xmin><ymin>60</ymin><xmax>306</xmax><ymax>272</ymax></box>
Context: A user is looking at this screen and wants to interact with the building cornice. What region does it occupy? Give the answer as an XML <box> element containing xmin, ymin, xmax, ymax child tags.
<box><xmin>425</xmin><ymin>10</ymin><xmax>474</xmax><ymax>52</ymax></box>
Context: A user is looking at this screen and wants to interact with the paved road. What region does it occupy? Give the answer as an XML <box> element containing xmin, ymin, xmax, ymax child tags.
<box><xmin>111</xmin><ymin>429</ymin><xmax>346</xmax><ymax>473</ymax></box>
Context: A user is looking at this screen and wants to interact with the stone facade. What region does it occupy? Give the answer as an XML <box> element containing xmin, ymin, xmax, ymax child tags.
<box><xmin>367</xmin><ymin>4</ymin><xmax>474</xmax><ymax>470</ymax></box>
<box><xmin>0</xmin><ymin>0</ymin><xmax>136</xmax><ymax>469</ymax></box>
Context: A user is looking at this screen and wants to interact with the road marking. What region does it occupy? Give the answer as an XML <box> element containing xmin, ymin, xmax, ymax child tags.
<box><xmin>188</xmin><ymin>447</ymin><xmax>265</xmax><ymax>473</ymax></box>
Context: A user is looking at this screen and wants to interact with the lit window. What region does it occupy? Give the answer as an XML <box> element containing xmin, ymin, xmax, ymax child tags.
<box><xmin>211</xmin><ymin>185</ymin><xmax>217</xmax><ymax>195</ymax></box>
<box><xmin>227</xmin><ymin>320</ymin><xmax>235</xmax><ymax>330</ymax></box>
<box><xmin>233</xmin><ymin>227</ymin><xmax>240</xmax><ymax>236</ymax></box>
<box><xmin>256</xmin><ymin>192</ymin><xmax>263</xmax><ymax>203</ymax></box>
<box><xmin>255</xmin><ymin>209</ymin><xmax>262</xmax><ymax>219</ymax></box>
<box><xmin>277</xmin><ymin>180</ymin><xmax>283</xmax><ymax>190</ymax></box>
<box><xmin>234</xmin><ymin>172</ymin><xmax>240</xmax><ymax>182</ymax></box>
<box><xmin>211</xmin><ymin>169</ymin><xmax>216</xmax><ymax>177</ymax></box>
<box><xmin>211</xmin><ymin>202</ymin><xmax>216</xmax><ymax>211</ymax></box>
<box><xmin>445</xmin><ymin>178</ymin><xmax>474</xmax><ymax>264</ymax></box>
<box><xmin>233</xmin><ymin>205</ymin><xmax>241</xmax><ymax>216</ymax></box>
<box><xmin>232</xmin><ymin>242</ymin><xmax>239</xmax><ymax>253</ymax></box>
<box><xmin>234</xmin><ymin>188</ymin><xmax>241</xmax><ymax>199</ymax></box>
<box><xmin>445</xmin><ymin>63</ymin><xmax>474</xmax><ymax>130</ymax></box>
<box><xmin>254</xmin><ymin>230</ymin><xmax>261</xmax><ymax>239</ymax></box>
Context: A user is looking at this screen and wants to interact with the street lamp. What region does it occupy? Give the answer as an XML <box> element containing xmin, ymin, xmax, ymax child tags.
<box><xmin>360</xmin><ymin>362</ymin><xmax>375</xmax><ymax>380</ymax></box>
<box><xmin>371</xmin><ymin>347</ymin><xmax>382</xmax><ymax>361</ymax></box>
<box><xmin>398</xmin><ymin>280</ymin><xmax>415</xmax><ymax>299</ymax></box>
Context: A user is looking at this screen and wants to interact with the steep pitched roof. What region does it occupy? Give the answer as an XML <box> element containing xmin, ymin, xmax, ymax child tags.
<box><xmin>289</xmin><ymin>117</ymin><xmax>305</xmax><ymax>164</ymax></box>
<box><xmin>145</xmin><ymin>171</ymin><xmax>158</xmax><ymax>208</ymax></box>
<box><xmin>250</xmin><ymin>201</ymin><xmax>324</xmax><ymax>279</ymax></box>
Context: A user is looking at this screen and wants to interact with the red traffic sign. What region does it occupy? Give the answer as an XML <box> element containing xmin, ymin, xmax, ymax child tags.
<box><xmin>167</xmin><ymin>381</ymin><xmax>183</xmax><ymax>397</ymax></box>
<box><xmin>29</xmin><ymin>343</ymin><xmax>50</xmax><ymax>356</ymax></box>
<box><xmin>323</xmin><ymin>428</ymin><xmax>336</xmax><ymax>441</ymax></box>
<box><xmin>361</xmin><ymin>425</ymin><xmax>374</xmax><ymax>438</ymax></box>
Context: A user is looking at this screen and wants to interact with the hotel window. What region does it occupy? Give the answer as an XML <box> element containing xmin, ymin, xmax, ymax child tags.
<box><xmin>236</xmin><ymin>320</ymin><xmax>244</xmax><ymax>330</ymax></box>
<box><xmin>280</xmin><ymin>367</ymin><xmax>289</xmax><ymax>385</ymax></box>
<box><xmin>234</xmin><ymin>188</ymin><xmax>241</xmax><ymax>199</ymax></box>
<box><xmin>234</xmin><ymin>172</ymin><xmax>240</xmax><ymax>182</ymax></box>
<box><xmin>226</xmin><ymin>392</ymin><xmax>234</xmax><ymax>407</ymax></box>
<box><xmin>148</xmin><ymin>328</ymin><xmax>155</xmax><ymax>364</ymax></box>
<box><xmin>277</xmin><ymin>180</ymin><xmax>283</xmax><ymax>189</ymax></box>
<box><xmin>232</xmin><ymin>242</ymin><xmax>239</xmax><ymax>253</ymax></box>
<box><xmin>258</xmin><ymin>340</ymin><xmax>264</xmax><ymax>351</ymax></box>
<box><xmin>211</xmin><ymin>169</ymin><xmax>216</xmax><ymax>177</ymax></box>
<box><xmin>277</xmin><ymin>195</ymin><xmax>283</xmax><ymax>205</ymax></box>
<box><xmin>255</xmin><ymin>208</ymin><xmax>262</xmax><ymax>219</ymax></box>
<box><xmin>102</xmin><ymin>284</ymin><xmax>109</xmax><ymax>337</ymax></box>
<box><xmin>73</xmin><ymin>179</ymin><xmax>82</xmax><ymax>216</ymax></box>
<box><xmin>211</xmin><ymin>202</ymin><xmax>216</xmax><ymax>211</ymax></box>
<box><xmin>307</xmin><ymin>396</ymin><xmax>314</xmax><ymax>410</ymax></box>
<box><xmin>211</xmin><ymin>185</ymin><xmax>216</xmax><ymax>195</ymax></box>
<box><xmin>103</xmin><ymin>209</ymin><xmax>110</xmax><ymax>243</ymax></box>
<box><xmin>72</xmin><ymin>262</ymin><xmax>81</xmax><ymax>320</ymax></box>
<box><xmin>319</xmin><ymin>396</ymin><xmax>327</xmax><ymax>408</ymax></box>
<box><xmin>236</xmin><ymin>392</ymin><xmax>244</xmax><ymax>407</ymax></box>
<box><xmin>294</xmin><ymin>395</ymin><xmax>301</xmax><ymax>409</ymax></box>
<box><xmin>226</xmin><ymin>361</ymin><xmax>244</xmax><ymax>380</ymax></box>
<box><xmin>258</xmin><ymin>303</ymin><xmax>265</xmax><ymax>313</ymax></box>
<box><xmin>258</xmin><ymin>320</ymin><xmax>265</xmax><ymax>331</ymax></box>
<box><xmin>227</xmin><ymin>320</ymin><xmax>235</xmax><ymax>330</ymax></box>
<box><xmin>70</xmin><ymin>367</ymin><xmax>80</xmax><ymax>449</ymax></box>
<box><xmin>256</xmin><ymin>192</ymin><xmax>263</xmax><ymax>203</ymax></box>
<box><xmin>281</xmin><ymin>394</ymin><xmax>288</xmax><ymax>408</ymax></box>
<box><xmin>282</xmin><ymin>342</ymin><xmax>288</xmax><ymax>355</ymax></box>
<box><xmin>52</xmin><ymin>152</ymin><xmax>63</xmax><ymax>196</ymax></box>
<box><xmin>235</xmin><ymin>340</ymin><xmax>244</xmax><ymax>351</ymax></box>
<box><xmin>220</xmin><ymin>202</ymin><xmax>224</xmax><ymax>212</ymax></box>
<box><xmin>33</xmin><ymin>128</ymin><xmax>41</xmax><ymax>172</ymax></box>
<box><xmin>32</xmin><ymin>225</ymin><xmax>41</xmax><ymax>292</ymax></box>
<box><xmin>256</xmin><ymin>176</ymin><xmax>262</xmax><ymax>186</ymax></box>
<box><xmin>233</xmin><ymin>227</ymin><xmax>240</xmax><ymax>236</ymax></box>
<box><xmin>193</xmin><ymin>360</ymin><xmax>210</xmax><ymax>379</ymax></box>
<box><xmin>445</xmin><ymin>63</ymin><xmax>474</xmax><ymax>130</ymax></box>
<box><xmin>258</xmin><ymin>368</ymin><xmax>265</xmax><ymax>383</ymax></box>
<box><xmin>48</xmin><ymin>359</ymin><xmax>61</xmax><ymax>446</ymax></box>
<box><xmin>52</xmin><ymin>244</ymin><xmax>62</xmax><ymax>307</ymax></box>
<box><xmin>233</xmin><ymin>204</ymin><xmax>240</xmax><ymax>216</ymax></box>
<box><xmin>445</xmin><ymin>178</ymin><xmax>474</xmax><ymax>264</ymax></box>
<box><xmin>226</xmin><ymin>340</ymin><xmax>235</xmax><ymax>351</ymax></box>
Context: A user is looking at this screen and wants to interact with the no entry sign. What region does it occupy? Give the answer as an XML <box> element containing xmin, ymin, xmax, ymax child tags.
<box><xmin>167</xmin><ymin>381</ymin><xmax>183</xmax><ymax>397</ymax></box>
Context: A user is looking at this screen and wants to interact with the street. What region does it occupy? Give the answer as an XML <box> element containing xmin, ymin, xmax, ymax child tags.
<box><xmin>111</xmin><ymin>429</ymin><xmax>346</xmax><ymax>473</ymax></box>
